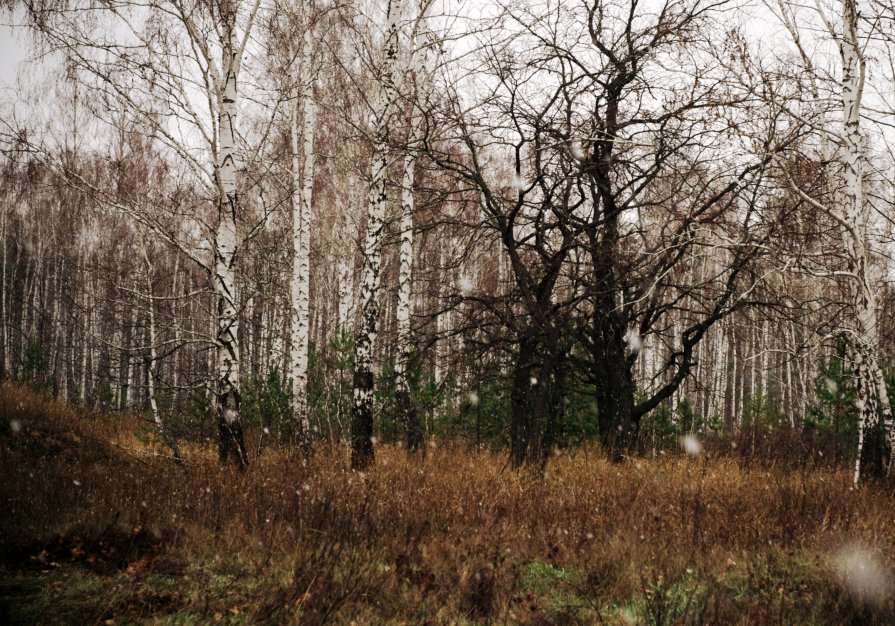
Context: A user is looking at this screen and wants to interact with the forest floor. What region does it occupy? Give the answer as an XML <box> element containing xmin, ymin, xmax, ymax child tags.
<box><xmin>2</xmin><ymin>384</ymin><xmax>895</xmax><ymax>625</ymax></box>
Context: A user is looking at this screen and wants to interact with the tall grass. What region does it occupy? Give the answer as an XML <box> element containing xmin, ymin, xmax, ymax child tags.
<box><xmin>2</xmin><ymin>383</ymin><xmax>894</xmax><ymax>624</ymax></box>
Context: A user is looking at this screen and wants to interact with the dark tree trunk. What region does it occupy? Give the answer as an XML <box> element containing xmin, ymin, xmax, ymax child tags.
<box><xmin>859</xmin><ymin>419</ymin><xmax>887</xmax><ymax>482</ymax></box>
<box><xmin>351</xmin><ymin>367</ymin><xmax>375</xmax><ymax>469</ymax></box>
<box><xmin>540</xmin><ymin>365</ymin><xmax>565</xmax><ymax>473</ymax></box>
<box><xmin>593</xmin><ymin>309</ymin><xmax>638</xmax><ymax>461</ymax></box>
<box><xmin>510</xmin><ymin>336</ymin><xmax>537</xmax><ymax>469</ymax></box>
<box><xmin>398</xmin><ymin>387</ymin><xmax>425</xmax><ymax>454</ymax></box>
<box><xmin>510</xmin><ymin>333</ymin><xmax>563</xmax><ymax>469</ymax></box>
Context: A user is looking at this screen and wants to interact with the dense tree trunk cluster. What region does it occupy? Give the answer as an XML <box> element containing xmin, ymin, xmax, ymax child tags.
<box><xmin>4</xmin><ymin>0</ymin><xmax>895</xmax><ymax>484</ymax></box>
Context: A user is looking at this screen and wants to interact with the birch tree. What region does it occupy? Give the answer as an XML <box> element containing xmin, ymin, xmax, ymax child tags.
<box><xmin>836</xmin><ymin>0</ymin><xmax>894</xmax><ymax>483</ymax></box>
<box><xmin>770</xmin><ymin>0</ymin><xmax>894</xmax><ymax>483</ymax></box>
<box><xmin>351</xmin><ymin>0</ymin><xmax>403</xmax><ymax>469</ymax></box>
<box><xmin>141</xmin><ymin>241</ymin><xmax>184</xmax><ymax>462</ymax></box>
<box><xmin>211</xmin><ymin>0</ymin><xmax>254</xmax><ymax>469</ymax></box>
<box><xmin>394</xmin><ymin>0</ymin><xmax>434</xmax><ymax>454</ymax></box>
<box><xmin>396</xmin><ymin>116</ymin><xmax>423</xmax><ymax>451</ymax></box>
<box><xmin>287</xmin><ymin>0</ymin><xmax>317</xmax><ymax>448</ymax></box>
<box><xmin>15</xmin><ymin>0</ymin><xmax>268</xmax><ymax>468</ymax></box>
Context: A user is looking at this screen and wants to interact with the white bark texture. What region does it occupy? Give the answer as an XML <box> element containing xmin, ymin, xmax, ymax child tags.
<box><xmin>351</xmin><ymin>0</ymin><xmax>403</xmax><ymax>469</ymax></box>
<box><xmin>1</xmin><ymin>207</ymin><xmax>8</xmax><ymax>378</ymax></box>
<box><xmin>143</xmin><ymin>247</ymin><xmax>183</xmax><ymax>462</ymax></box>
<box><xmin>214</xmin><ymin>9</ymin><xmax>248</xmax><ymax>469</ymax></box>
<box><xmin>394</xmin><ymin>0</ymin><xmax>431</xmax><ymax>452</ymax></box>
<box><xmin>290</xmin><ymin>14</ymin><xmax>316</xmax><ymax>447</ymax></box>
<box><xmin>396</xmin><ymin>150</ymin><xmax>414</xmax><ymax>388</ymax></box>
<box><xmin>338</xmin><ymin>256</ymin><xmax>355</xmax><ymax>333</ymax></box>
<box><xmin>396</xmin><ymin>113</ymin><xmax>425</xmax><ymax>451</ymax></box>
<box><xmin>836</xmin><ymin>0</ymin><xmax>894</xmax><ymax>485</ymax></box>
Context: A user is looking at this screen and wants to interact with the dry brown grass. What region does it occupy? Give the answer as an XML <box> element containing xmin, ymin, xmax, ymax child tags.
<box><xmin>2</xmin><ymin>382</ymin><xmax>895</xmax><ymax>624</ymax></box>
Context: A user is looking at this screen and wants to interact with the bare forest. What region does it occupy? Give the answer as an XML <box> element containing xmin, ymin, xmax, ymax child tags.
<box><xmin>4</xmin><ymin>0</ymin><xmax>895</xmax><ymax>622</ymax></box>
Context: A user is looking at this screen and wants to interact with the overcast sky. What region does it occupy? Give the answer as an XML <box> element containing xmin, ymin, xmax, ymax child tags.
<box><xmin>0</xmin><ymin>15</ymin><xmax>29</xmax><ymax>91</ymax></box>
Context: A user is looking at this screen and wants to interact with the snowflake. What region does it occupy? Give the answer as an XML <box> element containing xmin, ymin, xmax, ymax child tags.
<box><xmin>626</xmin><ymin>331</ymin><xmax>642</xmax><ymax>354</ymax></box>
<box><xmin>681</xmin><ymin>434</ymin><xmax>702</xmax><ymax>456</ymax></box>
<box><xmin>834</xmin><ymin>545</ymin><xmax>893</xmax><ymax>608</ymax></box>
<box><xmin>825</xmin><ymin>377</ymin><xmax>838</xmax><ymax>395</ymax></box>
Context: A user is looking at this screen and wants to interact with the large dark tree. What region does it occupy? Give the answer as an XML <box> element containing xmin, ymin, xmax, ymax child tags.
<box><xmin>424</xmin><ymin>0</ymin><xmax>802</xmax><ymax>463</ymax></box>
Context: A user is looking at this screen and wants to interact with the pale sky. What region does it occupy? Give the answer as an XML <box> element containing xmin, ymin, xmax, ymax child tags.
<box><xmin>0</xmin><ymin>20</ymin><xmax>29</xmax><ymax>91</ymax></box>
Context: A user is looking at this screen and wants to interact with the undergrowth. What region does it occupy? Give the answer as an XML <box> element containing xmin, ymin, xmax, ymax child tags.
<box><xmin>1</xmin><ymin>383</ymin><xmax>894</xmax><ymax>624</ymax></box>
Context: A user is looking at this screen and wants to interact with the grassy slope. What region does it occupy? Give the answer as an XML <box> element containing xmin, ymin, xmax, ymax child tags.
<box><xmin>1</xmin><ymin>383</ymin><xmax>894</xmax><ymax>625</ymax></box>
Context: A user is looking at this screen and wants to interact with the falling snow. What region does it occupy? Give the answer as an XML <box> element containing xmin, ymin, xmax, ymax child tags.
<box><xmin>681</xmin><ymin>434</ymin><xmax>702</xmax><ymax>456</ymax></box>
<box><xmin>824</xmin><ymin>377</ymin><xmax>838</xmax><ymax>395</ymax></box>
<box><xmin>833</xmin><ymin>545</ymin><xmax>893</xmax><ymax>608</ymax></box>
<box><xmin>626</xmin><ymin>331</ymin><xmax>642</xmax><ymax>354</ymax></box>
<box><xmin>3</xmin><ymin>0</ymin><xmax>895</xmax><ymax>621</ymax></box>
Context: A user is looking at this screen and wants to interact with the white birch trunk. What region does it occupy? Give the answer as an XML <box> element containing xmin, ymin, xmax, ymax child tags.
<box><xmin>123</xmin><ymin>289</ymin><xmax>138</xmax><ymax>409</ymax></box>
<box><xmin>785</xmin><ymin>327</ymin><xmax>794</xmax><ymax>427</ymax></box>
<box><xmin>714</xmin><ymin>324</ymin><xmax>727</xmax><ymax>422</ymax></box>
<box><xmin>800</xmin><ymin>330</ymin><xmax>811</xmax><ymax>419</ymax></box>
<box><xmin>395</xmin><ymin>148</ymin><xmax>414</xmax><ymax>390</ymax></box>
<box><xmin>171</xmin><ymin>255</ymin><xmax>181</xmax><ymax>392</ymax></box>
<box><xmin>213</xmin><ymin>11</ymin><xmax>248</xmax><ymax>469</ymax></box>
<box><xmin>351</xmin><ymin>0</ymin><xmax>403</xmax><ymax>469</ymax></box>
<box><xmin>670</xmin><ymin>319</ymin><xmax>679</xmax><ymax>419</ymax></box>
<box><xmin>337</xmin><ymin>256</ymin><xmax>354</xmax><ymax>335</ymax></box>
<box><xmin>836</xmin><ymin>0</ymin><xmax>894</xmax><ymax>484</ymax></box>
<box><xmin>730</xmin><ymin>322</ymin><xmax>739</xmax><ymax>429</ymax></box>
<box><xmin>749</xmin><ymin>323</ymin><xmax>756</xmax><ymax>406</ymax></box>
<box><xmin>396</xmin><ymin>109</ymin><xmax>424</xmax><ymax>451</ymax></box>
<box><xmin>143</xmin><ymin>248</ymin><xmax>183</xmax><ymax>461</ymax></box>
<box><xmin>434</xmin><ymin>243</ymin><xmax>448</xmax><ymax>386</ymax></box>
<box><xmin>778</xmin><ymin>0</ymin><xmax>895</xmax><ymax>484</ymax></box>
<box><xmin>47</xmin><ymin>254</ymin><xmax>59</xmax><ymax>390</ymax></box>
<box><xmin>80</xmin><ymin>283</ymin><xmax>89</xmax><ymax>402</ymax></box>
<box><xmin>24</xmin><ymin>232</ymin><xmax>39</xmax><ymax>344</ymax></box>
<box><xmin>289</xmin><ymin>17</ymin><xmax>315</xmax><ymax>447</ymax></box>
<box><xmin>0</xmin><ymin>206</ymin><xmax>8</xmax><ymax>378</ymax></box>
